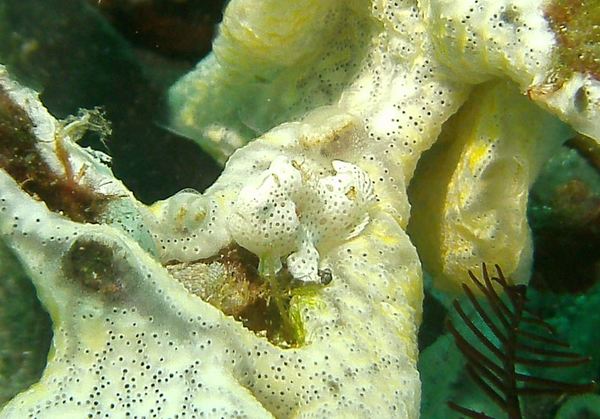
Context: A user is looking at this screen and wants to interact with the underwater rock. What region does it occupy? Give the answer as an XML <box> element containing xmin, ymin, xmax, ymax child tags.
<box><xmin>528</xmin><ymin>142</ymin><xmax>600</xmax><ymax>293</ymax></box>
<box><xmin>90</xmin><ymin>0</ymin><xmax>226</xmax><ymax>61</ymax></box>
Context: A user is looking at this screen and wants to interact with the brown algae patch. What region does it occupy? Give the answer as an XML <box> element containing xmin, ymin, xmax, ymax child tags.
<box><xmin>167</xmin><ymin>245</ymin><xmax>307</xmax><ymax>348</ymax></box>
<box><xmin>0</xmin><ymin>86</ymin><xmax>115</xmax><ymax>223</ymax></box>
<box><xmin>544</xmin><ymin>0</ymin><xmax>600</xmax><ymax>84</ymax></box>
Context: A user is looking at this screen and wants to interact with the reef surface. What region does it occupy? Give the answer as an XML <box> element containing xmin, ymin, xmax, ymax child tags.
<box><xmin>0</xmin><ymin>0</ymin><xmax>598</xmax><ymax>417</ymax></box>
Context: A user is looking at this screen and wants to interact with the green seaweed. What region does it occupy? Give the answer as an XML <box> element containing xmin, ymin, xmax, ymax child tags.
<box><xmin>0</xmin><ymin>241</ymin><xmax>52</xmax><ymax>407</ymax></box>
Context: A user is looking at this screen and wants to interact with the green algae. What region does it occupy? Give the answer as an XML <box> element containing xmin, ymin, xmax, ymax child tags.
<box><xmin>0</xmin><ymin>242</ymin><xmax>52</xmax><ymax>407</ymax></box>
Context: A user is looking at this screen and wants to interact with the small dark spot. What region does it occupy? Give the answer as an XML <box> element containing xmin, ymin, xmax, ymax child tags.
<box><xmin>318</xmin><ymin>268</ymin><xmax>333</xmax><ymax>285</ymax></box>
<box><xmin>500</xmin><ymin>8</ymin><xmax>519</xmax><ymax>24</ymax></box>
<box><xmin>63</xmin><ymin>237</ymin><xmax>124</xmax><ymax>297</ymax></box>
<box><xmin>574</xmin><ymin>86</ymin><xmax>589</xmax><ymax>112</ymax></box>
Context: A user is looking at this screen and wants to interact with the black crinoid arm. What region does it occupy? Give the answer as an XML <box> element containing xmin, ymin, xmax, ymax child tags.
<box><xmin>446</xmin><ymin>264</ymin><xmax>596</xmax><ymax>419</ymax></box>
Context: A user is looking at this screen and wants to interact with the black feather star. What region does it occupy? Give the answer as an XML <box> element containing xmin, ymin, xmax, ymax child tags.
<box><xmin>446</xmin><ymin>264</ymin><xmax>596</xmax><ymax>419</ymax></box>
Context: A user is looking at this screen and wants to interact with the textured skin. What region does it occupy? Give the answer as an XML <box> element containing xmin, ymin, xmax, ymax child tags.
<box><xmin>0</xmin><ymin>0</ymin><xmax>599</xmax><ymax>417</ymax></box>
